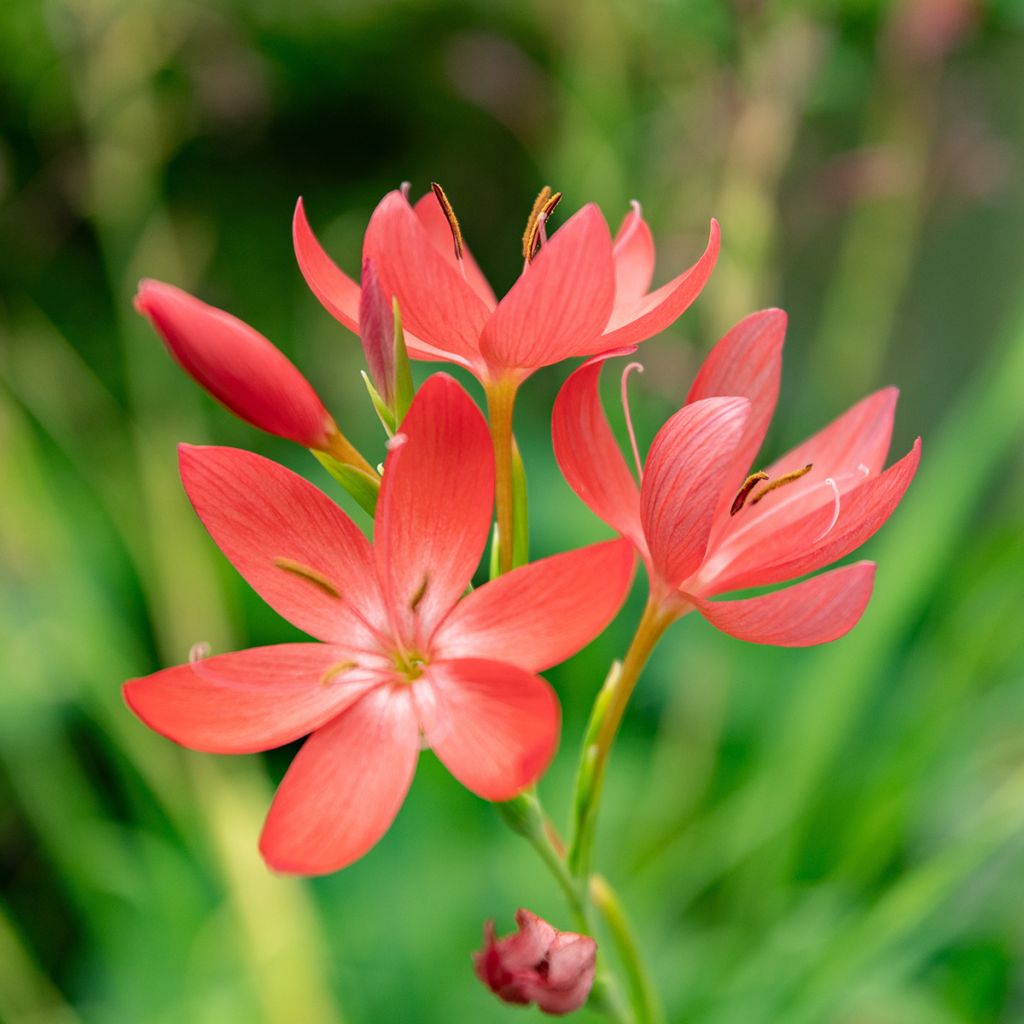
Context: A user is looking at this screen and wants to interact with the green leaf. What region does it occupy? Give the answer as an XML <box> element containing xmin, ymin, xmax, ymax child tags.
<box><xmin>312</xmin><ymin>450</ymin><xmax>380</xmax><ymax>515</ymax></box>
<box><xmin>360</xmin><ymin>370</ymin><xmax>397</xmax><ymax>435</ymax></box>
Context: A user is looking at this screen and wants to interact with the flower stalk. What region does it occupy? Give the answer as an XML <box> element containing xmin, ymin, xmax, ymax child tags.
<box><xmin>485</xmin><ymin>375</ymin><xmax>522</xmax><ymax>576</ymax></box>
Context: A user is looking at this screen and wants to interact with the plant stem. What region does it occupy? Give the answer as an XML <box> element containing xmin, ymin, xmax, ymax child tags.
<box><xmin>484</xmin><ymin>376</ymin><xmax>518</xmax><ymax>576</ymax></box>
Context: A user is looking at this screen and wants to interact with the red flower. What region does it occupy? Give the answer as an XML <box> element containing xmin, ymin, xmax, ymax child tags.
<box><xmin>552</xmin><ymin>310</ymin><xmax>921</xmax><ymax>646</ymax></box>
<box><xmin>474</xmin><ymin>910</ymin><xmax>597</xmax><ymax>1016</ymax></box>
<box><xmin>293</xmin><ymin>190</ymin><xmax>718</xmax><ymax>384</ymax></box>
<box><xmin>124</xmin><ymin>375</ymin><xmax>633</xmax><ymax>874</ymax></box>
<box><xmin>135</xmin><ymin>280</ymin><xmax>335</xmax><ymax>450</ymax></box>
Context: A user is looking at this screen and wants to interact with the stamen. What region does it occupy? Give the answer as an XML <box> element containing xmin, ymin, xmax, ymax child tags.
<box><xmin>730</xmin><ymin>471</ymin><xmax>769</xmax><ymax>516</ymax></box>
<box><xmin>409</xmin><ymin>573</ymin><xmax>430</xmax><ymax>612</ymax></box>
<box><xmin>522</xmin><ymin>186</ymin><xmax>551</xmax><ymax>261</ymax></box>
<box><xmin>189</xmin><ymin>641</ymin><xmax>211</xmax><ymax>663</ymax></box>
<box><xmin>619</xmin><ymin>361</ymin><xmax>645</xmax><ymax>481</ymax></box>
<box><xmin>749</xmin><ymin>463</ymin><xmax>813</xmax><ymax>505</ymax></box>
<box><xmin>320</xmin><ymin>661</ymin><xmax>358</xmax><ymax>686</ymax></box>
<box><xmin>524</xmin><ymin>190</ymin><xmax>563</xmax><ymax>262</ymax></box>
<box><xmin>814</xmin><ymin>477</ymin><xmax>841</xmax><ymax>541</ymax></box>
<box><xmin>273</xmin><ymin>557</ymin><xmax>342</xmax><ymax>599</ymax></box>
<box><xmin>430</xmin><ymin>181</ymin><xmax>464</xmax><ymax>263</ymax></box>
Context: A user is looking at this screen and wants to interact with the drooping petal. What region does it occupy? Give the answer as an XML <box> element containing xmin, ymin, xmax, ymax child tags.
<box><xmin>687</xmin><ymin>308</ymin><xmax>786</xmax><ymax>506</ymax></box>
<box><xmin>124</xmin><ymin>644</ymin><xmax>383</xmax><ymax>754</ymax></box>
<box><xmin>641</xmin><ymin>396</ymin><xmax>750</xmax><ymax>588</ymax></box>
<box><xmin>432</xmin><ymin>539</ymin><xmax>635</xmax><ymax>672</ymax></box>
<box><xmin>292</xmin><ymin>198</ymin><xmax>362</xmax><ymax>335</ymax></box>
<box><xmin>708</xmin><ymin>439</ymin><xmax>920</xmax><ymax>592</ymax></box>
<box><xmin>600</xmin><ymin>219</ymin><xmax>720</xmax><ymax>347</ymax></box>
<box><xmin>551</xmin><ymin>351</ymin><xmax>644</xmax><ymax>547</ymax></box>
<box><xmin>363</xmin><ymin>191</ymin><xmax>491</xmax><ymax>364</ymax></box>
<box><xmin>179</xmin><ymin>445</ymin><xmax>388</xmax><ymax>645</ymax></box>
<box><xmin>412</xmin><ymin>192</ymin><xmax>497</xmax><ymax>307</ymax></box>
<box><xmin>375</xmin><ymin>375</ymin><xmax>494</xmax><ymax>636</ymax></box>
<box><xmin>259</xmin><ymin>685</ymin><xmax>419</xmax><ymax>875</ymax></box>
<box><xmin>611</xmin><ymin>204</ymin><xmax>655</xmax><ymax>309</ymax></box>
<box><xmin>478</xmin><ymin>204</ymin><xmax>616</xmax><ymax>371</ymax></box>
<box><xmin>135</xmin><ymin>280</ymin><xmax>333</xmax><ymax>448</ymax></box>
<box><xmin>690</xmin><ymin>561</ymin><xmax>876</xmax><ymax>646</ymax></box>
<box><xmin>415</xmin><ymin>659</ymin><xmax>559</xmax><ymax>801</ymax></box>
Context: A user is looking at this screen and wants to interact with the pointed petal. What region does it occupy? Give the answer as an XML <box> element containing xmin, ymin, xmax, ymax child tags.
<box><xmin>412</xmin><ymin>192</ymin><xmax>497</xmax><ymax>307</ymax></box>
<box><xmin>433</xmin><ymin>540</ymin><xmax>635</xmax><ymax>672</ymax></box>
<box><xmin>135</xmin><ymin>280</ymin><xmax>332</xmax><ymax>448</ymax></box>
<box><xmin>124</xmin><ymin>644</ymin><xmax>382</xmax><ymax>753</ymax></box>
<box><xmin>375</xmin><ymin>375</ymin><xmax>494</xmax><ymax>635</ymax></box>
<box><xmin>416</xmin><ymin>659</ymin><xmax>559</xmax><ymax>801</ymax></box>
<box><xmin>479</xmin><ymin>204</ymin><xmax>616</xmax><ymax>371</ymax></box>
<box><xmin>611</xmin><ymin>204</ymin><xmax>655</xmax><ymax>309</ymax></box>
<box><xmin>179</xmin><ymin>445</ymin><xmax>388</xmax><ymax>645</ymax></box>
<box><xmin>641</xmin><ymin>396</ymin><xmax>750</xmax><ymax>588</ymax></box>
<box><xmin>600</xmin><ymin>219</ymin><xmax>720</xmax><ymax>347</ymax></box>
<box><xmin>363</xmin><ymin>191</ymin><xmax>491</xmax><ymax>364</ymax></box>
<box><xmin>691</xmin><ymin>562</ymin><xmax>876</xmax><ymax>646</ymax></box>
<box><xmin>259</xmin><ymin>686</ymin><xmax>419</xmax><ymax>874</ymax></box>
<box><xmin>292</xmin><ymin>198</ymin><xmax>362</xmax><ymax>335</ymax></box>
<box><xmin>551</xmin><ymin>351</ymin><xmax>644</xmax><ymax>547</ymax></box>
<box><xmin>688</xmin><ymin>309</ymin><xmax>786</xmax><ymax>513</ymax></box>
<box><xmin>710</xmin><ymin>439</ymin><xmax>920</xmax><ymax>592</ymax></box>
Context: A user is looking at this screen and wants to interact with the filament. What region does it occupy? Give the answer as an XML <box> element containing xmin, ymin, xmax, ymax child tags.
<box><xmin>619</xmin><ymin>361</ymin><xmax>645</xmax><ymax>481</ymax></box>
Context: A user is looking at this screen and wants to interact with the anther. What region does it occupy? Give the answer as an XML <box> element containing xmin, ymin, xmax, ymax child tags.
<box><xmin>749</xmin><ymin>463</ymin><xmax>813</xmax><ymax>505</ymax></box>
<box><xmin>430</xmin><ymin>181</ymin><xmax>464</xmax><ymax>263</ymax></box>
<box><xmin>524</xmin><ymin>190</ymin><xmax>562</xmax><ymax>262</ymax></box>
<box><xmin>320</xmin><ymin>661</ymin><xmax>358</xmax><ymax>686</ymax></box>
<box><xmin>522</xmin><ymin>186</ymin><xmax>552</xmax><ymax>261</ymax></box>
<box><xmin>730</xmin><ymin>471</ymin><xmax>769</xmax><ymax>515</ymax></box>
<box><xmin>619</xmin><ymin>361</ymin><xmax>645</xmax><ymax>481</ymax></box>
<box><xmin>409</xmin><ymin>573</ymin><xmax>430</xmax><ymax>612</ymax></box>
<box><xmin>273</xmin><ymin>557</ymin><xmax>342</xmax><ymax>599</ymax></box>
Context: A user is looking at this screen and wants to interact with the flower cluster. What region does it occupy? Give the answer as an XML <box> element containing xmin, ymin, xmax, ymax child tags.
<box><xmin>127</xmin><ymin>184</ymin><xmax>918</xmax><ymax>1016</ymax></box>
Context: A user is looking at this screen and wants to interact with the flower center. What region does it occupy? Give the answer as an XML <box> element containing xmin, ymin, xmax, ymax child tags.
<box><xmin>392</xmin><ymin>649</ymin><xmax>428</xmax><ymax>683</ymax></box>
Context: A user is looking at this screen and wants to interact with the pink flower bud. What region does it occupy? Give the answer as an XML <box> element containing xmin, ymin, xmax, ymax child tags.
<box><xmin>135</xmin><ymin>279</ymin><xmax>335</xmax><ymax>449</ymax></box>
<box><xmin>358</xmin><ymin>259</ymin><xmax>396</xmax><ymax>406</ymax></box>
<box><xmin>474</xmin><ymin>909</ymin><xmax>597</xmax><ymax>1016</ymax></box>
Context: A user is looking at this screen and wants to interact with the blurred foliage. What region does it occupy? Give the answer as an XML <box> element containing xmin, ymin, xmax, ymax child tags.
<box><xmin>2</xmin><ymin>0</ymin><xmax>1024</xmax><ymax>1021</ymax></box>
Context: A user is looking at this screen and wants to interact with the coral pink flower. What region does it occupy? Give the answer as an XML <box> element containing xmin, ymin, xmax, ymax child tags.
<box><xmin>124</xmin><ymin>375</ymin><xmax>634</xmax><ymax>874</ymax></box>
<box><xmin>135</xmin><ymin>279</ymin><xmax>337</xmax><ymax>451</ymax></box>
<box><xmin>293</xmin><ymin>190</ymin><xmax>719</xmax><ymax>383</ymax></box>
<box><xmin>474</xmin><ymin>909</ymin><xmax>597</xmax><ymax>1015</ymax></box>
<box><xmin>552</xmin><ymin>309</ymin><xmax>921</xmax><ymax>645</ymax></box>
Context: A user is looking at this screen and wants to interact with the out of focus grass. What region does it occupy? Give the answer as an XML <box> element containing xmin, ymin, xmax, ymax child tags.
<box><xmin>2</xmin><ymin>1</ymin><xmax>1023</xmax><ymax>1021</ymax></box>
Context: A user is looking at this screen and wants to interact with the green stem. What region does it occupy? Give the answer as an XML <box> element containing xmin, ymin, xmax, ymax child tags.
<box><xmin>568</xmin><ymin>597</ymin><xmax>677</xmax><ymax>879</ymax></box>
<box><xmin>485</xmin><ymin>377</ymin><xmax>518</xmax><ymax>576</ymax></box>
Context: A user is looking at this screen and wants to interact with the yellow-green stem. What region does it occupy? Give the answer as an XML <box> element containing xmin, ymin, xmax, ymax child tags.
<box><xmin>485</xmin><ymin>377</ymin><xmax>518</xmax><ymax>576</ymax></box>
<box><xmin>323</xmin><ymin>428</ymin><xmax>377</xmax><ymax>478</ymax></box>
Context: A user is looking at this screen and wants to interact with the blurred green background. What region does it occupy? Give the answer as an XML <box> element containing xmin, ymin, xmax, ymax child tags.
<box><xmin>2</xmin><ymin>0</ymin><xmax>1023</xmax><ymax>1021</ymax></box>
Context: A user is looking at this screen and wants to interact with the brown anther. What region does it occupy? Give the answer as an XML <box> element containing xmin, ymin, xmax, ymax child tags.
<box><xmin>730</xmin><ymin>471</ymin><xmax>769</xmax><ymax>515</ymax></box>
<box><xmin>524</xmin><ymin>190</ymin><xmax>563</xmax><ymax>262</ymax></box>
<box><xmin>522</xmin><ymin>186</ymin><xmax>551</xmax><ymax>260</ymax></box>
<box><xmin>320</xmin><ymin>661</ymin><xmax>358</xmax><ymax>686</ymax></box>
<box><xmin>749</xmin><ymin>463</ymin><xmax>813</xmax><ymax>505</ymax></box>
<box><xmin>273</xmin><ymin>557</ymin><xmax>341</xmax><ymax>599</ymax></box>
<box><xmin>409</xmin><ymin>573</ymin><xmax>430</xmax><ymax>612</ymax></box>
<box><xmin>430</xmin><ymin>181</ymin><xmax>463</xmax><ymax>260</ymax></box>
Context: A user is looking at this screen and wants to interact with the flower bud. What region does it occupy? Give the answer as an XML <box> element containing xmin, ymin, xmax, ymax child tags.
<box><xmin>135</xmin><ymin>279</ymin><xmax>335</xmax><ymax>449</ymax></box>
<box><xmin>474</xmin><ymin>909</ymin><xmax>596</xmax><ymax>1016</ymax></box>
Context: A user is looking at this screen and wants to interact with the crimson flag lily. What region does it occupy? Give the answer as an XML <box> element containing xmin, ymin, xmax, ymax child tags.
<box><xmin>552</xmin><ymin>309</ymin><xmax>921</xmax><ymax>646</ymax></box>
<box><xmin>124</xmin><ymin>375</ymin><xmax>634</xmax><ymax>874</ymax></box>
<box><xmin>294</xmin><ymin>190</ymin><xmax>719</xmax><ymax>384</ymax></box>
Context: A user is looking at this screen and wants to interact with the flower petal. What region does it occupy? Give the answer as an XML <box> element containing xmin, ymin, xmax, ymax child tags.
<box><xmin>551</xmin><ymin>351</ymin><xmax>644</xmax><ymax>547</ymax></box>
<box><xmin>611</xmin><ymin>204</ymin><xmax>655</xmax><ymax>309</ymax></box>
<box><xmin>478</xmin><ymin>204</ymin><xmax>615</xmax><ymax>371</ymax></box>
<box><xmin>641</xmin><ymin>396</ymin><xmax>750</xmax><ymax>588</ymax></box>
<box><xmin>375</xmin><ymin>375</ymin><xmax>494</xmax><ymax>637</ymax></box>
<box><xmin>416</xmin><ymin>659</ymin><xmax>559</xmax><ymax>801</ymax></box>
<box><xmin>363</xmin><ymin>190</ymin><xmax>491</xmax><ymax>365</ymax></box>
<box><xmin>687</xmin><ymin>308</ymin><xmax>786</xmax><ymax>508</ymax></box>
<box><xmin>690</xmin><ymin>561</ymin><xmax>876</xmax><ymax>646</ymax></box>
<box><xmin>600</xmin><ymin>219</ymin><xmax>720</xmax><ymax>347</ymax></box>
<box><xmin>259</xmin><ymin>685</ymin><xmax>419</xmax><ymax>875</ymax></box>
<box><xmin>433</xmin><ymin>539</ymin><xmax>635</xmax><ymax>672</ymax></box>
<box><xmin>412</xmin><ymin>192</ymin><xmax>497</xmax><ymax>307</ymax></box>
<box><xmin>709</xmin><ymin>439</ymin><xmax>920</xmax><ymax>592</ymax></box>
<box><xmin>135</xmin><ymin>280</ymin><xmax>333</xmax><ymax>448</ymax></box>
<box><xmin>179</xmin><ymin>445</ymin><xmax>388</xmax><ymax>645</ymax></box>
<box><xmin>123</xmin><ymin>644</ymin><xmax>382</xmax><ymax>754</ymax></box>
<box><xmin>292</xmin><ymin>198</ymin><xmax>362</xmax><ymax>335</ymax></box>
